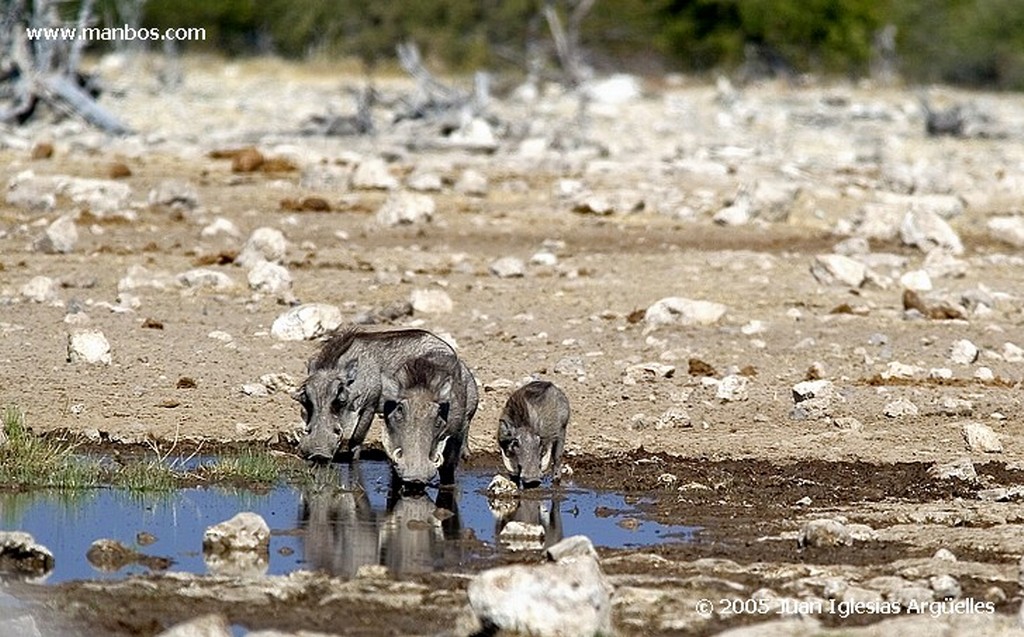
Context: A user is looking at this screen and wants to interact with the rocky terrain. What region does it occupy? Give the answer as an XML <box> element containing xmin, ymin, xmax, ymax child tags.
<box><xmin>3</xmin><ymin>55</ymin><xmax>1024</xmax><ymax>635</ymax></box>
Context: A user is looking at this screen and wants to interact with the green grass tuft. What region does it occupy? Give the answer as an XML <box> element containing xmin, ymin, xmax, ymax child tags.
<box><xmin>0</xmin><ymin>406</ymin><xmax>100</xmax><ymax>489</ymax></box>
<box><xmin>111</xmin><ymin>460</ymin><xmax>180</xmax><ymax>492</ymax></box>
<box><xmin>204</xmin><ymin>449</ymin><xmax>283</xmax><ymax>484</ymax></box>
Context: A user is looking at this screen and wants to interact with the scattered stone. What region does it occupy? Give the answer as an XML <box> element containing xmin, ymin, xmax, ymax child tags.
<box><xmin>798</xmin><ymin>519</ymin><xmax>852</xmax><ymax>548</ymax></box>
<box><xmin>882</xmin><ymin>361</ymin><xmax>925</xmax><ymax>379</ymax></box>
<box><xmin>949</xmin><ymin>339</ymin><xmax>979</xmax><ymax>365</ymax></box>
<box><xmin>810</xmin><ymin>254</ymin><xmax>866</xmax><ymax>287</ymax></box>
<box><xmin>929</xmin><ymin>574</ymin><xmax>962</xmax><ymax>600</ymax></box>
<box><xmin>176</xmin><ymin>268</ymin><xmax>234</xmax><ymax>290</ymax></box>
<box><xmin>300</xmin><ymin>163</ymin><xmax>352</xmax><ymax>191</ymax></box>
<box><xmin>962</xmin><ymin>422</ymin><xmax>1003</xmax><ymax>453</ymax></box>
<box><xmin>713</xmin><ymin>196</ymin><xmax>751</xmax><ymax>226</ymax></box>
<box><xmin>833</xmin><ymin>236</ymin><xmax>870</xmax><ymax>256</ymax></box>
<box><xmin>20</xmin><ymin>275</ymin><xmax>59</xmax><ymax>303</ymax></box>
<box><xmin>530</xmin><ymin>250</ymin><xmax>558</xmax><ymax>266</ymax></box>
<box><xmin>900</xmin><ymin>209</ymin><xmax>963</xmax><ymax>255</ymax></box>
<box><xmin>937</xmin><ymin>396</ymin><xmax>973</xmax><ymax>417</ymax></box>
<box><xmin>231</xmin><ymin>147</ymin><xmax>265</xmax><ymax>172</ymax></box>
<box><xmin>448</xmin><ymin>117</ymin><xmax>498</xmax><ymax>151</ymax></box>
<box><xmin>986</xmin><ymin>216</ymin><xmax>1024</xmax><ymax>248</ymax></box>
<box><xmin>688</xmin><ymin>358</ymin><xmax>717</xmax><ymax>377</ymax></box>
<box><xmin>499</xmin><ymin>521</ymin><xmax>546</xmax><ymax>542</ymax></box>
<box><xmin>270</xmin><ymin>303</ymin><xmax>342</xmax><ymax>341</ymax></box>
<box><xmin>108</xmin><ymin>161</ymin><xmax>132</xmax><ymax>179</ymax></box>
<box><xmin>203</xmin><ymin>512</ymin><xmax>270</xmax><ymax>554</ymax></box>
<box><xmin>928</xmin><ymin>457</ymin><xmax>977</xmax><ymax>482</ymax></box>
<box><xmin>86</xmin><ymin>539</ymin><xmax>170</xmax><ymax>573</ymax></box>
<box><xmin>899</xmin><ymin>269</ymin><xmax>932</xmax><ymax>292</ymax></box>
<box><xmin>790</xmin><ymin>379</ymin><xmax>835</xmax><ymax>420</ymax></box>
<box><xmin>156</xmin><ymin>614</ymin><xmax>231</xmax><ymax>637</ymax></box>
<box><xmin>883</xmin><ymin>397</ymin><xmax>919</xmax><ymax>418</ymax></box>
<box><xmin>236</xmin><ymin>227</ymin><xmax>287</xmax><ymax>268</ymax></box>
<box><xmin>974</xmin><ymin>367</ymin><xmax>994</xmax><ymax>381</ymax></box>
<box><xmin>644</xmin><ymin>297</ymin><xmax>727</xmax><ymax>329</ymax></box>
<box><xmin>67</xmin><ymin>329</ymin><xmax>112</xmax><ymax>365</ymax></box>
<box><xmin>31</xmin><ymin>141</ymin><xmax>54</xmax><ymax>160</ymax></box>
<box><xmin>200</xmin><ymin>217</ymin><xmax>241</xmax><ymax>239</ymax></box>
<box><xmin>489</xmin><ymin>256</ymin><xmax>526</xmax><ymax>278</ymax></box>
<box><xmin>0</xmin><ymin>531</ymin><xmax>54</xmax><ymax>578</ymax></box>
<box><xmin>406</xmin><ymin>171</ymin><xmax>443</xmax><ymax>192</ymax></box>
<box><xmin>247</xmin><ymin>261</ymin><xmax>292</xmax><ymax>296</ymax></box>
<box><xmin>832</xmin><ymin>416</ymin><xmax>863</xmax><ymax>431</ymax></box>
<box><xmin>33</xmin><ymin>214</ymin><xmax>78</xmax><ymax>254</ymax></box>
<box><xmin>148</xmin><ymin>179</ymin><xmax>200</xmax><ymax>210</ymax></box>
<box><xmin>716</xmin><ymin>374</ymin><xmax>749</xmax><ymax>402</ymax></box>
<box><xmin>553</xmin><ymin>356</ymin><xmax>586</xmax><ymax>380</ymax></box>
<box><xmin>468</xmin><ymin>535</ymin><xmax>613</xmax><ymax>637</ymax></box>
<box><xmin>352</xmin><ymin>158</ymin><xmax>398</xmax><ymax>190</ymax></box>
<box><xmin>586</xmin><ymin>73</ymin><xmax>641</xmax><ymax>105</ymax></box>
<box><xmin>1002</xmin><ymin>342</ymin><xmax>1024</xmax><ymax>362</ymax></box>
<box><xmin>118</xmin><ymin>264</ymin><xmax>174</xmax><ymax>291</ymax></box>
<box><xmin>454</xmin><ymin>168</ymin><xmax>488</xmax><ymax>196</ymax></box>
<box><xmin>902</xmin><ymin>289</ymin><xmax>966</xmax><ymax>320</ymax></box>
<box><xmin>622</xmin><ymin>362</ymin><xmax>675</xmax><ymax>385</ymax></box>
<box><xmin>487</xmin><ymin>475</ymin><xmax>519</xmax><ymax>498</ymax></box>
<box><xmin>410</xmin><ymin>288</ymin><xmax>453</xmax><ymax>314</ymax></box>
<box><xmin>376</xmin><ymin>192</ymin><xmax>435</xmax><ymax>226</ymax></box>
<box><xmin>933</xmin><ymin>548</ymin><xmax>957</xmax><ymax>562</ymax></box>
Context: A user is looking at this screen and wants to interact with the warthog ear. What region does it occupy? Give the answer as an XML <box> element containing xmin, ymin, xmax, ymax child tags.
<box><xmin>380</xmin><ymin>373</ymin><xmax>400</xmax><ymax>402</ymax></box>
<box><xmin>437</xmin><ymin>376</ymin><xmax>453</xmax><ymax>402</ymax></box>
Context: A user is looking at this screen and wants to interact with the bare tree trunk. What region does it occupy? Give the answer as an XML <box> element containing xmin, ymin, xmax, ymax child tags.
<box><xmin>0</xmin><ymin>0</ymin><xmax>132</xmax><ymax>133</ymax></box>
<box><xmin>542</xmin><ymin>0</ymin><xmax>594</xmax><ymax>86</ymax></box>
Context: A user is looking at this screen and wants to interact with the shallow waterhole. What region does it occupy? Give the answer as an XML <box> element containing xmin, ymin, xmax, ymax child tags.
<box><xmin>3</xmin><ymin>457</ymin><xmax>698</xmax><ymax>584</ymax></box>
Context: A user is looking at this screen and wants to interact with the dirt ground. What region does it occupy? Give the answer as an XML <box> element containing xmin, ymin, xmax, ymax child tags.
<box><xmin>3</xmin><ymin>55</ymin><xmax>1024</xmax><ymax>635</ymax></box>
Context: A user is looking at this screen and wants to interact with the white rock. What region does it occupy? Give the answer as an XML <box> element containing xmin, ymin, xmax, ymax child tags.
<box><xmin>20</xmin><ymin>276</ymin><xmax>59</xmax><ymax>303</ymax></box>
<box><xmin>529</xmin><ymin>251</ymin><xmax>558</xmax><ymax>266</ymax></box>
<box><xmin>449</xmin><ymin>117</ymin><xmax>498</xmax><ymax>150</ymax></box>
<box><xmin>351</xmin><ymin>158</ymin><xmax>398</xmax><ymax>190</ymax></box>
<box><xmin>933</xmin><ymin>548</ymin><xmax>957</xmax><ymax>562</ymax></box>
<box><xmin>883</xmin><ymin>397</ymin><xmax>919</xmax><ymax>418</ymax></box>
<box><xmin>270</xmin><ymin>303</ymin><xmax>342</xmax><ymax>341</ymax></box>
<box><xmin>5</xmin><ymin>170</ymin><xmax>56</xmax><ymax>210</ymax></box>
<box><xmin>716</xmin><ymin>374</ymin><xmax>749</xmax><ymax>402</ymax></box>
<box><xmin>962</xmin><ymin>422</ymin><xmax>1003</xmax><ymax>453</ymax></box>
<box><xmin>986</xmin><ymin>216</ymin><xmax>1024</xmax><ymax>248</ymax></box>
<box><xmin>176</xmin><ymin>268</ymin><xmax>234</xmax><ymax>290</ymax></box>
<box><xmin>376</xmin><ymin>192</ymin><xmax>435</xmax><ymax>226</ymax></box>
<box><xmin>247</xmin><ymin>260</ymin><xmax>292</xmax><ymax>295</ymax></box>
<box><xmin>67</xmin><ymin>329</ymin><xmax>111</xmax><ymax>365</ymax></box>
<box><xmin>713</xmin><ymin>197</ymin><xmax>751</xmax><ymax>226</ymax></box>
<box><xmin>299</xmin><ymin>163</ymin><xmax>352</xmax><ymax>191</ymax></box>
<box><xmin>833</xmin><ymin>236</ymin><xmax>870</xmax><ymax>256</ymax></box>
<box><xmin>882</xmin><ymin>361</ymin><xmax>925</xmax><ymax>379</ymax></box>
<box><xmin>61</xmin><ymin>176</ymin><xmax>132</xmax><ymax>215</ymax></box>
<box><xmin>644</xmin><ymin>297</ymin><xmax>726</xmax><ymax>328</ymax></box>
<box><xmin>928</xmin><ymin>457</ymin><xmax>977</xmax><ymax>482</ymax></box>
<box><xmin>810</xmin><ymin>254</ymin><xmax>866</xmax><ymax>287</ymax></box>
<box><xmin>454</xmin><ymin>169</ymin><xmax>488</xmax><ymax>196</ymax></box>
<box><xmin>410</xmin><ymin>288</ymin><xmax>453</xmax><ymax>314</ymax></box>
<box><xmin>585</xmin><ymin>73</ymin><xmax>641</xmax><ymax>105</ymax></box>
<box><xmin>0</xmin><ymin>531</ymin><xmax>54</xmax><ymax>577</ymax></box>
<box><xmin>750</xmin><ymin>180</ymin><xmax>801</xmax><ymax>223</ymax></box>
<box><xmin>118</xmin><ymin>264</ymin><xmax>174</xmax><ymax>291</ymax></box>
<box><xmin>1002</xmin><ymin>342</ymin><xmax>1024</xmax><ymax>363</ymax></box>
<box><xmin>499</xmin><ymin>521</ymin><xmax>546</xmax><ymax>541</ymax></box>
<box><xmin>930</xmin><ymin>574</ymin><xmax>962</xmax><ymax>600</ymax></box>
<box><xmin>148</xmin><ymin>179</ymin><xmax>199</xmax><ymax>209</ymax></box>
<box><xmin>487</xmin><ymin>474</ymin><xmax>519</xmax><ymax>497</ymax></box>
<box><xmin>236</xmin><ymin>227</ymin><xmax>287</xmax><ymax>268</ymax></box>
<box><xmin>489</xmin><ymin>256</ymin><xmax>526</xmax><ymax>278</ymax></box>
<box><xmin>974</xmin><ymin>367</ymin><xmax>994</xmax><ymax>381</ymax></box>
<box><xmin>468</xmin><ymin>535</ymin><xmax>613</xmax><ymax>637</ymax></box>
<box><xmin>200</xmin><ymin>217</ymin><xmax>241</xmax><ymax>239</ymax></box>
<box><xmin>922</xmin><ymin>250</ymin><xmax>968</xmax><ymax>279</ymax></box>
<box><xmin>33</xmin><ymin>214</ymin><xmax>78</xmax><ymax>254</ymax></box>
<box><xmin>202</xmin><ymin>512</ymin><xmax>270</xmax><ymax>553</ymax></box>
<box><xmin>406</xmin><ymin>171</ymin><xmax>443</xmax><ymax>192</ymax></box>
<box><xmin>792</xmin><ymin>380</ymin><xmax>834</xmax><ymax>403</ymax></box>
<box><xmin>900</xmin><ymin>209</ymin><xmax>963</xmax><ymax>254</ymax></box>
<box><xmin>572</xmin><ymin>193</ymin><xmax>614</xmax><ymax>215</ymax></box>
<box><xmin>899</xmin><ymin>269</ymin><xmax>932</xmax><ymax>292</ymax></box>
<box><xmin>622</xmin><ymin>362</ymin><xmax>675</xmax><ymax>385</ymax></box>
<box><xmin>799</xmin><ymin>519</ymin><xmax>852</xmax><ymax>548</ymax></box>
<box><xmin>949</xmin><ymin>339</ymin><xmax>979</xmax><ymax>365</ymax></box>
<box><xmin>155</xmin><ymin>613</ymin><xmax>231</xmax><ymax>637</ymax></box>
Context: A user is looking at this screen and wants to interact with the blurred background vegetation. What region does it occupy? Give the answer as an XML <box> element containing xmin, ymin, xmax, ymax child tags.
<box><xmin>79</xmin><ymin>0</ymin><xmax>1024</xmax><ymax>89</ymax></box>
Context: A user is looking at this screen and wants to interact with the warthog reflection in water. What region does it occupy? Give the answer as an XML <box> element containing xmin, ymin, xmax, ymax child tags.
<box><xmin>490</xmin><ymin>494</ymin><xmax>564</xmax><ymax>552</ymax></box>
<box><xmin>298</xmin><ymin>466</ymin><xmax>464</xmax><ymax>577</ymax></box>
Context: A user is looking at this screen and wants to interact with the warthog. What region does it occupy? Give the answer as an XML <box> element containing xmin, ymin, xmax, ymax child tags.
<box><xmin>498</xmin><ymin>380</ymin><xmax>570</xmax><ymax>487</ymax></box>
<box><xmin>294</xmin><ymin>327</ymin><xmax>457</xmax><ymax>463</ymax></box>
<box><xmin>380</xmin><ymin>352</ymin><xmax>478</xmax><ymax>486</ymax></box>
